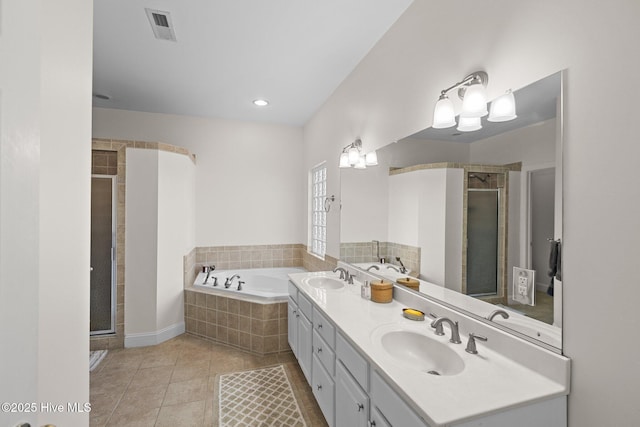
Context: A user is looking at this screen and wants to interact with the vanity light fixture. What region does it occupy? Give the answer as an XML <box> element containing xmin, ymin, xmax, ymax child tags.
<box><xmin>339</xmin><ymin>138</ymin><xmax>378</xmax><ymax>169</ymax></box>
<box><xmin>432</xmin><ymin>71</ymin><xmax>515</xmax><ymax>131</ymax></box>
<box><xmin>253</xmin><ymin>99</ymin><xmax>269</xmax><ymax>107</ymax></box>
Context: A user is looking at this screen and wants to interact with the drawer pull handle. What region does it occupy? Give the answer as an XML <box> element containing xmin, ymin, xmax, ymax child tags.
<box><xmin>316</xmin><ymin>384</ymin><xmax>322</xmax><ymax>391</ymax></box>
<box><xmin>318</xmin><ymin>324</ymin><xmax>323</xmax><ymax>329</ymax></box>
<box><xmin>368</xmin><ymin>421</ymin><xmax>376</xmax><ymax>427</ymax></box>
<box><xmin>317</xmin><ymin>347</ymin><xmax>322</xmax><ymax>353</ymax></box>
<box><xmin>357</xmin><ymin>403</ymin><xmax>364</xmax><ymax>411</ymax></box>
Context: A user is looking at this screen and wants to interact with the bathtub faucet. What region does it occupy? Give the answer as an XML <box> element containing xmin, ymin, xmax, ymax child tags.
<box><xmin>237</xmin><ymin>281</ymin><xmax>244</xmax><ymax>291</ymax></box>
<box><xmin>203</xmin><ymin>265</ymin><xmax>216</xmax><ymax>284</ymax></box>
<box><xmin>225</xmin><ymin>274</ymin><xmax>241</xmax><ymax>288</ymax></box>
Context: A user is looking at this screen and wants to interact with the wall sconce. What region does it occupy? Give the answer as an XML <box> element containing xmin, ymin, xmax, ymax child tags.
<box><xmin>339</xmin><ymin>138</ymin><xmax>378</xmax><ymax>169</ymax></box>
<box><xmin>432</xmin><ymin>71</ymin><xmax>516</xmax><ymax>131</ymax></box>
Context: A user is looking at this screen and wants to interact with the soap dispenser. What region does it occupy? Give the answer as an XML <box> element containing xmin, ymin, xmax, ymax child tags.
<box><xmin>361</xmin><ymin>280</ymin><xmax>370</xmax><ymax>300</ymax></box>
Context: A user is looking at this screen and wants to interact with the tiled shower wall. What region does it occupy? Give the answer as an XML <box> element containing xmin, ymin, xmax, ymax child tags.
<box><xmin>340</xmin><ymin>241</ymin><xmax>420</xmax><ymax>276</ymax></box>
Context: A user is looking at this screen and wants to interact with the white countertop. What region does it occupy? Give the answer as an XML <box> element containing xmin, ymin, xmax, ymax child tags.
<box><xmin>288</xmin><ymin>270</ymin><xmax>570</xmax><ymax>426</ymax></box>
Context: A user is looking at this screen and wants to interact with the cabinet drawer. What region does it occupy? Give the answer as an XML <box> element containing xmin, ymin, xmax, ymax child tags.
<box><xmin>312</xmin><ymin>354</ymin><xmax>335</xmax><ymax>427</ymax></box>
<box><xmin>336</xmin><ymin>332</ymin><xmax>369</xmax><ymax>391</ymax></box>
<box><xmin>313</xmin><ymin>306</ymin><xmax>336</xmax><ymax>348</ymax></box>
<box><xmin>371</xmin><ymin>370</ymin><xmax>428</xmax><ymax>427</ymax></box>
<box><xmin>298</xmin><ymin>292</ymin><xmax>313</xmax><ymax>320</ymax></box>
<box><xmin>287</xmin><ymin>281</ymin><xmax>298</xmax><ymax>301</ymax></box>
<box><xmin>313</xmin><ymin>329</ymin><xmax>336</xmax><ymax>376</ymax></box>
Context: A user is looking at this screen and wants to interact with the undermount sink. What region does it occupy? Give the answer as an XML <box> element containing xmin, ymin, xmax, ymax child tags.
<box><xmin>303</xmin><ymin>276</ymin><xmax>345</xmax><ymax>290</ymax></box>
<box><xmin>377</xmin><ymin>329</ymin><xmax>465</xmax><ymax>376</ymax></box>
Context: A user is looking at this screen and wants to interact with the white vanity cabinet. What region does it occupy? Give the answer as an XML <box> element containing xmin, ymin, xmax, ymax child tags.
<box><xmin>287</xmin><ymin>282</ymin><xmax>312</xmax><ymax>384</ymax></box>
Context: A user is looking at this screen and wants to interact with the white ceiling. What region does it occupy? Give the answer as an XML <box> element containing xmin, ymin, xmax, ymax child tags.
<box><xmin>92</xmin><ymin>0</ymin><xmax>414</xmax><ymax>126</ymax></box>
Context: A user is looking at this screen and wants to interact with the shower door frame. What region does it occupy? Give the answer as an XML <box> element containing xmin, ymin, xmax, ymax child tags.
<box><xmin>90</xmin><ymin>174</ymin><xmax>117</xmax><ymax>336</ymax></box>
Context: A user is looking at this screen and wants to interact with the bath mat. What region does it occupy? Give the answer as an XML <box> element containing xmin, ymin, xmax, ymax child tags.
<box><xmin>219</xmin><ymin>364</ymin><xmax>307</xmax><ymax>427</ymax></box>
<box><xmin>89</xmin><ymin>350</ymin><xmax>108</xmax><ymax>372</ymax></box>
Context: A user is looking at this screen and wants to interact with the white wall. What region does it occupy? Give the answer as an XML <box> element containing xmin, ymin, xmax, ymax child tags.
<box><xmin>125</xmin><ymin>148</ymin><xmax>194</xmax><ymax>346</ymax></box>
<box><xmin>93</xmin><ymin>108</ymin><xmax>305</xmax><ymax>246</ymax></box>
<box><xmin>157</xmin><ymin>150</ymin><xmax>195</xmax><ymax>330</ymax></box>
<box><xmin>303</xmin><ymin>1</ymin><xmax>640</xmax><ymax>425</ymax></box>
<box><xmin>0</xmin><ymin>1</ymin><xmax>93</xmax><ymax>426</ymax></box>
<box><xmin>125</xmin><ymin>150</ymin><xmax>159</xmax><ymax>336</ymax></box>
<box><xmin>469</xmin><ymin>119</ymin><xmax>557</xmax><ymax>166</ymax></box>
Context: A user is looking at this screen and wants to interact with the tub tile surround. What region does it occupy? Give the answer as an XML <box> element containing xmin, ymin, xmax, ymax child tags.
<box><xmin>341</xmin><ymin>241</ymin><xmax>420</xmax><ymax>275</ymax></box>
<box><xmin>288</xmin><ymin>261</ymin><xmax>570</xmax><ymax>426</ymax></box>
<box><xmin>90</xmin><ymin>138</ymin><xmax>196</xmax><ymax>351</ymax></box>
<box><xmin>184</xmin><ymin>289</ymin><xmax>289</xmax><ymax>355</ymax></box>
<box><xmin>184</xmin><ymin>244</ymin><xmax>337</xmax><ymax>354</ymax></box>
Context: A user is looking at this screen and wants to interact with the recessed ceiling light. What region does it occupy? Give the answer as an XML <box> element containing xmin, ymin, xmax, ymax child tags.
<box><xmin>253</xmin><ymin>99</ymin><xmax>269</xmax><ymax>107</ymax></box>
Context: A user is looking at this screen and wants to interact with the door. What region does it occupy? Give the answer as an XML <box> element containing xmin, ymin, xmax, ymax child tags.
<box><xmin>529</xmin><ymin>168</ymin><xmax>555</xmax><ymax>288</ymax></box>
<box><xmin>90</xmin><ymin>176</ymin><xmax>116</xmax><ymax>334</ymax></box>
<box><xmin>466</xmin><ymin>189</ymin><xmax>499</xmax><ymax>296</ymax></box>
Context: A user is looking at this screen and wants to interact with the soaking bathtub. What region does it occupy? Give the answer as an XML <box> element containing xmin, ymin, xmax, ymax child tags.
<box><xmin>193</xmin><ymin>267</ymin><xmax>307</xmax><ymax>301</ymax></box>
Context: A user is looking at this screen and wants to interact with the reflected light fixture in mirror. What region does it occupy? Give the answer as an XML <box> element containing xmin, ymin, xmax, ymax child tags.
<box><xmin>488</xmin><ymin>89</ymin><xmax>517</xmax><ymax>122</ymax></box>
<box><xmin>339</xmin><ymin>138</ymin><xmax>378</xmax><ymax>169</ymax></box>
<box><xmin>457</xmin><ymin>116</ymin><xmax>482</xmax><ymax>132</ymax></box>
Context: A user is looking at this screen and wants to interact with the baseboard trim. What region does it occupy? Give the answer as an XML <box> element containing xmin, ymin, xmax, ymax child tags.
<box><xmin>125</xmin><ymin>322</ymin><xmax>185</xmax><ymax>348</ymax></box>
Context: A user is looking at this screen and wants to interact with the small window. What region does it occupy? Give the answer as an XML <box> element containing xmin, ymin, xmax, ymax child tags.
<box><xmin>310</xmin><ymin>163</ymin><xmax>327</xmax><ymax>258</ymax></box>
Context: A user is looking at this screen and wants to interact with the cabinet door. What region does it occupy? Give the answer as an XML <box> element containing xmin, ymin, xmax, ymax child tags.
<box><xmin>336</xmin><ymin>361</ymin><xmax>369</xmax><ymax>427</ymax></box>
<box><xmin>370</xmin><ymin>407</ymin><xmax>391</xmax><ymax>427</ymax></box>
<box><xmin>287</xmin><ymin>299</ymin><xmax>298</xmax><ymax>357</ymax></box>
<box><xmin>313</xmin><ymin>355</ymin><xmax>335</xmax><ymax>427</ymax></box>
<box><xmin>298</xmin><ymin>312</ymin><xmax>313</xmax><ymax>385</ymax></box>
<box><xmin>371</xmin><ymin>371</ymin><xmax>428</xmax><ymax>427</ymax></box>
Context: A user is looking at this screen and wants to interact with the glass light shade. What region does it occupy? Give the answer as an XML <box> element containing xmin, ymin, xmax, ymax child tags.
<box><xmin>457</xmin><ymin>116</ymin><xmax>482</xmax><ymax>132</ymax></box>
<box><xmin>460</xmin><ymin>83</ymin><xmax>488</xmax><ymax>118</ymax></box>
<box><xmin>365</xmin><ymin>151</ymin><xmax>378</xmax><ymax>166</ymax></box>
<box><xmin>339</xmin><ymin>152</ymin><xmax>350</xmax><ymax>168</ymax></box>
<box><xmin>348</xmin><ymin>146</ymin><xmax>360</xmax><ymax>165</ymax></box>
<box><xmin>354</xmin><ymin>154</ymin><xmax>367</xmax><ymax>169</ymax></box>
<box><xmin>488</xmin><ymin>90</ymin><xmax>517</xmax><ymax>122</ymax></box>
<box><xmin>432</xmin><ymin>95</ymin><xmax>456</xmax><ymax>128</ymax></box>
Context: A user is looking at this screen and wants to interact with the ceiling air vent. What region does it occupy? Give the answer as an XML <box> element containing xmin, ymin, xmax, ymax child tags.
<box><xmin>145</xmin><ymin>8</ymin><xmax>177</xmax><ymax>42</ymax></box>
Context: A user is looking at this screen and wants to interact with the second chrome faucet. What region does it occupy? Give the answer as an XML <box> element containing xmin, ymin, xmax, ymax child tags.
<box><xmin>430</xmin><ymin>317</ymin><xmax>462</xmax><ymax>344</ymax></box>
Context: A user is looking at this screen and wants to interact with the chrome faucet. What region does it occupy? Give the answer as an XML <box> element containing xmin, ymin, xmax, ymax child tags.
<box><xmin>366</xmin><ymin>265</ymin><xmax>380</xmax><ymax>271</ymax></box>
<box><xmin>395</xmin><ymin>257</ymin><xmax>408</xmax><ymax>274</ymax></box>
<box><xmin>225</xmin><ymin>274</ymin><xmax>241</xmax><ymax>288</ymax></box>
<box><xmin>333</xmin><ymin>267</ymin><xmax>348</xmax><ymax>280</ymax></box>
<box><xmin>487</xmin><ymin>309</ymin><xmax>510</xmax><ymax>321</ymax></box>
<box><xmin>237</xmin><ymin>281</ymin><xmax>244</xmax><ymax>291</ymax></box>
<box><xmin>203</xmin><ymin>265</ymin><xmax>216</xmax><ymax>284</ymax></box>
<box><xmin>386</xmin><ymin>265</ymin><xmax>400</xmax><ymax>272</ymax></box>
<box><xmin>430</xmin><ymin>317</ymin><xmax>462</xmax><ymax>344</ymax></box>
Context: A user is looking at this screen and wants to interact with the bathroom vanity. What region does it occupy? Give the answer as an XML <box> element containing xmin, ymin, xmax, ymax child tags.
<box><xmin>288</xmin><ymin>268</ymin><xmax>570</xmax><ymax>427</ymax></box>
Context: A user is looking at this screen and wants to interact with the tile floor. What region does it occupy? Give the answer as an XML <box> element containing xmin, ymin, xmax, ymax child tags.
<box><xmin>90</xmin><ymin>334</ymin><xmax>328</xmax><ymax>426</ymax></box>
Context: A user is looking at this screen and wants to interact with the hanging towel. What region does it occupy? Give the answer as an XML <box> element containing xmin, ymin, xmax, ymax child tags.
<box><xmin>555</xmin><ymin>242</ymin><xmax>562</xmax><ymax>281</ymax></box>
<box><xmin>548</xmin><ymin>240</ymin><xmax>559</xmax><ymax>278</ymax></box>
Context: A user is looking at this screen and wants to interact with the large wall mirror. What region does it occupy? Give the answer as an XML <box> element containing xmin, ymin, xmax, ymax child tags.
<box><xmin>340</xmin><ymin>71</ymin><xmax>564</xmax><ymax>352</ymax></box>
